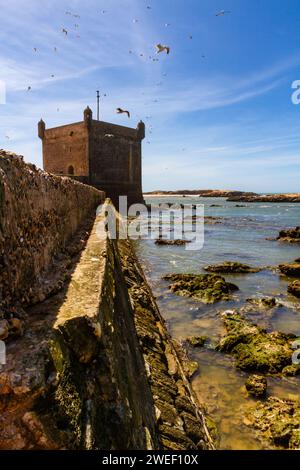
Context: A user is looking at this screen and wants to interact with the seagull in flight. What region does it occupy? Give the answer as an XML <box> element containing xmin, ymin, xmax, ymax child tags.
<box><xmin>62</xmin><ymin>28</ymin><xmax>68</xmax><ymax>35</ymax></box>
<box><xmin>156</xmin><ymin>43</ymin><xmax>170</xmax><ymax>54</ymax></box>
<box><xmin>215</xmin><ymin>10</ymin><xmax>231</xmax><ymax>16</ymax></box>
<box><xmin>27</xmin><ymin>86</ymin><xmax>32</xmax><ymax>91</ymax></box>
<box><xmin>116</xmin><ymin>108</ymin><xmax>130</xmax><ymax>118</ymax></box>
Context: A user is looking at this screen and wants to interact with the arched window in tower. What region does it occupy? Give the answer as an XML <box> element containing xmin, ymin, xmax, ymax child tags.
<box><xmin>68</xmin><ymin>165</ymin><xmax>74</xmax><ymax>175</ymax></box>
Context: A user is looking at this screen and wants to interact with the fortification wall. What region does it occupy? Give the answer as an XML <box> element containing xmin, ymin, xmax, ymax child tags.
<box><xmin>89</xmin><ymin>121</ymin><xmax>143</xmax><ymax>206</ymax></box>
<box><xmin>0</xmin><ymin>150</ymin><xmax>104</xmax><ymax>316</ymax></box>
<box><xmin>0</xmin><ymin>192</ymin><xmax>214</xmax><ymax>450</ymax></box>
<box><xmin>42</xmin><ymin>122</ymin><xmax>89</xmax><ymax>176</ymax></box>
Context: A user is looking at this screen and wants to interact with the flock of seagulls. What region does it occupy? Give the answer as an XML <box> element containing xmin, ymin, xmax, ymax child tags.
<box><xmin>6</xmin><ymin>5</ymin><xmax>231</xmax><ymax>143</ymax></box>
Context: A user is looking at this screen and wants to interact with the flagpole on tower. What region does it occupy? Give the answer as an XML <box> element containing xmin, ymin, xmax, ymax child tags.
<box><xmin>96</xmin><ymin>90</ymin><xmax>100</xmax><ymax>120</ymax></box>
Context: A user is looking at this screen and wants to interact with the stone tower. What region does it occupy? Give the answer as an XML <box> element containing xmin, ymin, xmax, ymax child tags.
<box><xmin>38</xmin><ymin>107</ymin><xmax>145</xmax><ymax>206</ymax></box>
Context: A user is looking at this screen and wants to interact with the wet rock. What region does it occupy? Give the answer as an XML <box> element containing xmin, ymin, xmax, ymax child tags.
<box><xmin>246</xmin><ymin>397</ymin><xmax>300</xmax><ymax>449</ymax></box>
<box><xmin>204</xmin><ymin>216</ymin><xmax>223</xmax><ymax>225</ymax></box>
<box><xmin>163</xmin><ymin>273</ymin><xmax>239</xmax><ymax>304</ymax></box>
<box><xmin>229</xmin><ymin>194</ymin><xmax>300</xmax><ymax>203</ymax></box>
<box><xmin>245</xmin><ymin>375</ymin><xmax>267</xmax><ymax>397</ymax></box>
<box><xmin>204</xmin><ymin>261</ymin><xmax>260</xmax><ymax>274</ymax></box>
<box><xmin>277</xmin><ymin>226</ymin><xmax>300</xmax><ymax>243</ymax></box>
<box><xmin>155</xmin><ymin>239</ymin><xmax>190</xmax><ymax>246</ymax></box>
<box><xmin>186</xmin><ymin>336</ymin><xmax>207</xmax><ymax>347</ymax></box>
<box><xmin>279</xmin><ymin>263</ymin><xmax>300</xmax><ymax>277</ymax></box>
<box><xmin>246</xmin><ymin>297</ymin><xmax>277</xmax><ymax>309</ymax></box>
<box><xmin>282</xmin><ymin>365</ymin><xmax>300</xmax><ymax>376</ymax></box>
<box><xmin>288</xmin><ymin>280</ymin><xmax>300</xmax><ymax>299</ymax></box>
<box><xmin>217</xmin><ymin>310</ymin><xmax>295</xmax><ymax>373</ymax></box>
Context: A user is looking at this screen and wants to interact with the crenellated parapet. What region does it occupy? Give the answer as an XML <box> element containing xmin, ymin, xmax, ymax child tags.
<box><xmin>83</xmin><ymin>105</ymin><xmax>93</xmax><ymax>129</ymax></box>
<box><xmin>38</xmin><ymin>118</ymin><xmax>46</xmax><ymax>139</ymax></box>
<box><xmin>137</xmin><ymin>120</ymin><xmax>145</xmax><ymax>140</ymax></box>
<box><xmin>38</xmin><ymin>107</ymin><xmax>145</xmax><ymax>206</ymax></box>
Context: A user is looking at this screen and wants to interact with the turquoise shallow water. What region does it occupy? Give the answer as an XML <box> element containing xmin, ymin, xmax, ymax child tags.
<box><xmin>135</xmin><ymin>196</ymin><xmax>300</xmax><ymax>450</ymax></box>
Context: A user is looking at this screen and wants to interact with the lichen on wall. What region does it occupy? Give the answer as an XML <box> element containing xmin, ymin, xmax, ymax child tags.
<box><xmin>0</xmin><ymin>150</ymin><xmax>104</xmax><ymax>314</ymax></box>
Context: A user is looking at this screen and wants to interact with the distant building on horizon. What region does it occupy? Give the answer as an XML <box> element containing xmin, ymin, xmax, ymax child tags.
<box><xmin>38</xmin><ymin>106</ymin><xmax>145</xmax><ymax>206</ymax></box>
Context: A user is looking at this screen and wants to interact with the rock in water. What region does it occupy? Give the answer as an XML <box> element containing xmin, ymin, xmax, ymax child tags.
<box><xmin>246</xmin><ymin>397</ymin><xmax>300</xmax><ymax>449</ymax></box>
<box><xmin>279</xmin><ymin>263</ymin><xmax>300</xmax><ymax>277</ymax></box>
<box><xmin>288</xmin><ymin>280</ymin><xmax>300</xmax><ymax>299</ymax></box>
<box><xmin>204</xmin><ymin>261</ymin><xmax>260</xmax><ymax>274</ymax></box>
<box><xmin>217</xmin><ymin>310</ymin><xmax>296</xmax><ymax>374</ymax></box>
<box><xmin>245</xmin><ymin>375</ymin><xmax>267</xmax><ymax>398</ymax></box>
<box><xmin>277</xmin><ymin>227</ymin><xmax>300</xmax><ymax>243</ymax></box>
<box><xmin>163</xmin><ymin>273</ymin><xmax>239</xmax><ymax>304</ymax></box>
<box><xmin>246</xmin><ymin>297</ymin><xmax>277</xmax><ymax>309</ymax></box>
<box><xmin>155</xmin><ymin>239</ymin><xmax>191</xmax><ymax>246</ymax></box>
<box><xmin>186</xmin><ymin>336</ymin><xmax>207</xmax><ymax>347</ymax></box>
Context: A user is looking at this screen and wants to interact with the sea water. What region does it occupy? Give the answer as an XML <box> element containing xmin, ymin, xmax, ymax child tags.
<box><xmin>135</xmin><ymin>196</ymin><xmax>300</xmax><ymax>449</ymax></box>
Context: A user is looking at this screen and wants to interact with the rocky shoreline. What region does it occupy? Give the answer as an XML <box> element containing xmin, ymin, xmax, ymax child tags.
<box><xmin>228</xmin><ymin>194</ymin><xmax>300</xmax><ymax>203</ymax></box>
<box><xmin>145</xmin><ymin>189</ymin><xmax>257</xmax><ymax>198</ymax></box>
<box><xmin>144</xmin><ymin>190</ymin><xmax>300</xmax><ymax>203</ymax></box>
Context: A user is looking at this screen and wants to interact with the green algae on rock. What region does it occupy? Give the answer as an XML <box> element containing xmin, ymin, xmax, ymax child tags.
<box><xmin>245</xmin><ymin>397</ymin><xmax>300</xmax><ymax>449</ymax></box>
<box><xmin>246</xmin><ymin>297</ymin><xmax>277</xmax><ymax>309</ymax></box>
<box><xmin>245</xmin><ymin>375</ymin><xmax>267</xmax><ymax>398</ymax></box>
<box><xmin>217</xmin><ymin>310</ymin><xmax>296</xmax><ymax>374</ymax></box>
<box><xmin>163</xmin><ymin>274</ymin><xmax>239</xmax><ymax>304</ymax></box>
<box><xmin>282</xmin><ymin>364</ymin><xmax>300</xmax><ymax>376</ymax></box>
<box><xmin>204</xmin><ymin>262</ymin><xmax>261</xmax><ymax>274</ymax></box>
<box><xmin>186</xmin><ymin>336</ymin><xmax>207</xmax><ymax>348</ymax></box>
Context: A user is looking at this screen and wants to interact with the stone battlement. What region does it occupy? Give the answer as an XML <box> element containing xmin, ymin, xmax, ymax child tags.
<box><xmin>39</xmin><ymin>107</ymin><xmax>145</xmax><ymax>206</ymax></box>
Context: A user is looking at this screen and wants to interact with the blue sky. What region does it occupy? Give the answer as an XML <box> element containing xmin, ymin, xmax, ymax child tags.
<box><xmin>1</xmin><ymin>0</ymin><xmax>300</xmax><ymax>192</ymax></box>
